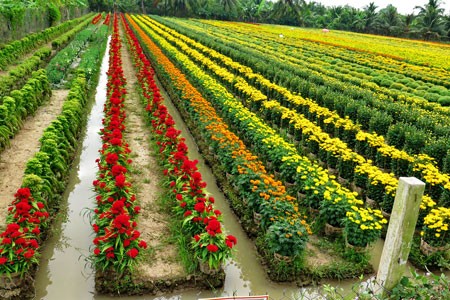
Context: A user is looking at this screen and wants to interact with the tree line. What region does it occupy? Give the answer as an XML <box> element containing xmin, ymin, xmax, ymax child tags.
<box><xmin>88</xmin><ymin>0</ymin><xmax>450</xmax><ymax>41</ymax></box>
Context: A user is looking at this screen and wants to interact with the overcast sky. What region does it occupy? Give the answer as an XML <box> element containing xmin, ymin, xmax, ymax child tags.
<box><xmin>278</xmin><ymin>0</ymin><xmax>450</xmax><ymax>15</ymax></box>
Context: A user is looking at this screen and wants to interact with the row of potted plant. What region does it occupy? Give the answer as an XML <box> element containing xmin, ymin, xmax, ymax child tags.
<box><xmin>51</xmin><ymin>13</ymin><xmax>96</xmax><ymax>50</ymax></box>
<box><xmin>128</xmin><ymin>15</ymin><xmax>385</xmax><ymax>251</ymax></box>
<box><xmin>138</xmin><ymin>16</ymin><xmax>450</xmax><ymax>251</ymax></box>
<box><xmin>176</xmin><ymin>17</ymin><xmax>449</xmax><ymax>120</ymax></box>
<box><xmin>142</xmin><ymin>15</ymin><xmax>449</xmax><ymax>207</ymax></box>
<box><xmin>91</xmin><ymin>13</ymin><xmax>103</xmax><ymax>25</ymax></box>
<box><xmin>0</xmin><ymin>47</ymin><xmax>52</xmax><ymax>98</ymax></box>
<box><xmin>91</xmin><ymin>13</ymin><xmax>147</xmax><ymax>276</ymax></box>
<box><xmin>0</xmin><ymin>72</ymin><xmax>89</xmax><ymax>291</ymax></box>
<box><xmin>0</xmin><ymin>69</ymin><xmax>52</xmax><ymax>152</ymax></box>
<box><xmin>121</xmin><ymin>14</ymin><xmax>236</xmax><ymax>273</ymax></box>
<box><xmin>0</xmin><ymin>13</ymin><xmax>93</xmax><ymax>70</ymax></box>
<box><xmin>201</xmin><ymin>19</ymin><xmax>449</xmax><ymax>89</ymax></box>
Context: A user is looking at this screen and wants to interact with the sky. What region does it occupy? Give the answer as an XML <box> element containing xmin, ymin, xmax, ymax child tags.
<box><xmin>273</xmin><ymin>0</ymin><xmax>450</xmax><ymax>15</ymax></box>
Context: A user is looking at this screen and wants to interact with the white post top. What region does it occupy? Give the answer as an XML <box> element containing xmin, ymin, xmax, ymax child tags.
<box><xmin>399</xmin><ymin>177</ymin><xmax>425</xmax><ymax>186</ymax></box>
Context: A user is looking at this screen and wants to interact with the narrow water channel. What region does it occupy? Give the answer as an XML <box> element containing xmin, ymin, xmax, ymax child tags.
<box><xmin>34</xmin><ymin>37</ymin><xmax>111</xmax><ymax>300</ymax></box>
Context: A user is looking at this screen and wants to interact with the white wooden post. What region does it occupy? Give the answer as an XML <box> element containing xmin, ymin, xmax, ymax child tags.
<box><xmin>376</xmin><ymin>177</ymin><xmax>425</xmax><ymax>294</ymax></box>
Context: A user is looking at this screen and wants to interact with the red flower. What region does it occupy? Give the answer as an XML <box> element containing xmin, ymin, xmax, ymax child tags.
<box><xmin>106</xmin><ymin>153</ymin><xmax>119</xmax><ymax>164</ymax></box>
<box><xmin>29</xmin><ymin>239</ymin><xmax>39</xmax><ymax>249</ymax></box>
<box><xmin>138</xmin><ymin>240</ymin><xmax>147</xmax><ymax>249</ymax></box>
<box><xmin>0</xmin><ymin>257</ymin><xmax>7</xmax><ymax>265</ymax></box>
<box><xmin>115</xmin><ymin>174</ymin><xmax>126</xmax><ymax>188</ymax></box>
<box><xmin>194</xmin><ymin>202</ymin><xmax>205</xmax><ymax>213</ymax></box>
<box><xmin>176</xmin><ymin>194</ymin><xmax>183</xmax><ymax>201</ymax></box>
<box><xmin>180</xmin><ymin>202</ymin><xmax>187</xmax><ymax>208</ymax></box>
<box><xmin>206</xmin><ymin>244</ymin><xmax>219</xmax><ymax>252</ymax></box>
<box><xmin>94</xmin><ymin>248</ymin><xmax>101</xmax><ymax>255</ymax></box>
<box><xmin>2</xmin><ymin>238</ymin><xmax>11</xmax><ymax>245</ymax></box>
<box><xmin>37</xmin><ymin>202</ymin><xmax>45</xmax><ymax>209</ymax></box>
<box><xmin>127</xmin><ymin>248</ymin><xmax>139</xmax><ymax>258</ymax></box>
<box><xmin>134</xmin><ymin>206</ymin><xmax>141</xmax><ymax>214</ymax></box>
<box><xmin>193</xmin><ymin>235</ymin><xmax>200</xmax><ymax>242</ymax></box>
<box><xmin>184</xmin><ymin>210</ymin><xmax>192</xmax><ymax>217</ymax></box>
<box><xmin>226</xmin><ymin>235</ymin><xmax>237</xmax><ymax>248</ymax></box>
<box><xmin>15</xmin><ymin>188</ymin><xmax>31</xmax><ymax>199</ymax></box>
<box><xmin>23</xmin><ymin>249</ymin><xmax>35</xmax><ymax>259</ymax></box>
<box><xmin>32</xmin><ymin>226</ymin><xmax>40</xmax><ymax>235</ymax></box>
<box><xmin>124</xmin><ymin>239</ymin><xmax>131</xmax><ymax>247</ymax></box>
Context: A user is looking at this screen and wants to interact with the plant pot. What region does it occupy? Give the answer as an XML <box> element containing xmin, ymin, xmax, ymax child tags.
<box><xmin>381</xmin><ymin>209</ymin><xmax>391</xmax><ymax>220</ymax></box>
<box><xmin>365</xmin><ymin>197</ymin><xmax>378</xmax><ymax>209</ymax></box>
<box><xmin>198</xmin><ymin>258</ymin><xmax>221</xmax><ymax>275</ymax></box>
<box><xmin>420</xmin><ymin>238</ymin><xmax>450</xmax><ymax>256</ymax></box>
<box><xmin>273</xmin><ymin>252</ymin><xmax>293</xmax><ymax>263</ymax></box>
<box><xmin>308</xmin><ymin>206</ymin><xmax>320</xmax><ymax>217</ymax></box>
<box><xmin>324</xmin><ymin>222</ymin><xmax>343</xmax><ymax>236</ymax></box>
<box><xmin>297</xmin><ymin>192</ymin><xmax>306</xmax><ymax>202</ymax></box>
<box><xmin>284</xmin><ymin>181</ymin><xmax>296</xmax><ymax>188</ymax></box>
<box><xmin>337</xmin><ymin>176</ymin><xmax>349</xmax><ymax>186</ymax></box>
<box><xmin>344</xmin><ymin>236</ymin><xmax>368</xmax><ymax>253</ymax></box>
<box><xmin>0</xmin><ymin>272</ymin><xmax>22</xmax><ymax>290</ymax></box>
<box><xmin>327</xmin><ymin>167</ymin><xmax>338</xmax><ymax>175</ymax></box>
<box><xmin>350</xmin><ymin>182</ymin><xmax>364</xmax><ymax>195</ymax></box>
<box><xmin>253</xmin><ymin>211</ymin><xmax>262</xmax><ymax>225</ymax></box>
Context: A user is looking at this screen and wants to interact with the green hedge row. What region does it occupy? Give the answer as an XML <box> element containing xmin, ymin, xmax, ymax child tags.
<box><xmin>0</xmin><ymin>13</ymin><xmax>93</xmax><ymax>70</ymax></box>
<box><xmin>0</xmin><ymin>47</ymin><xmax>51</xmax><ymax>98</ymax></box>
<box><xmin>0</xmin><ymin>69</ymin><xmax>51</xmax><ymax>151</ymax></box>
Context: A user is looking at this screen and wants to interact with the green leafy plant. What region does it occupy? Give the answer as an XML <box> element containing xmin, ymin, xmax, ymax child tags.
<box><xmin>265</xmin><ymin>215</ymin><xmax>311</xmax><ymax>257</ymax></box>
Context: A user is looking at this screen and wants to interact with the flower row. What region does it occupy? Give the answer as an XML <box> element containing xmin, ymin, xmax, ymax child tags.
<box><xmin>142</xmin><ymin>16</ymin><xmax>450</xmax><ymax>211</ymax></box>
<box><xmin>143</xmin><ymin>16</ymin><xmax>450</xmax><ymax>250</ymax></box>
<box><xmin>91</xmin><ymin>13</ymin><xmax>147</xmax><ymax>275</ymax></box>
<box><xmin>164</xmin><ymin>17</ymin><xmax>450</xmax><ymax>141</ymax></box>
<box><xmin>142</xmin><ymin>15</ymin><xmax>450</xmax><ymax>205</ymax></box>
<box><xmin>129</xmin><ymin>14</ymin><xmax>384</xmax><ymax>249</ymax></box>
<box><xmin>121</xmin><ymin>14</ymin><xmax>236</xmax><ymax>271</ymax></box>
<box><xmin>92</xmin><ymin>13</ymin><xmax>103</xmax><ymax>25</ymax></box>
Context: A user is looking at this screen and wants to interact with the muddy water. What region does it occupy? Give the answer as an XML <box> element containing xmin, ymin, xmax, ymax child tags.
<box><xmin>33</xmin><ymin>36</ymin><xmax>111</xmax><ymax>300</ymax></box>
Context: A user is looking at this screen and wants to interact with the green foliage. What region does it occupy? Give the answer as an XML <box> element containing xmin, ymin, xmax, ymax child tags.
<box><xmin>438</xmin><ymin>96</ymin><xmax>450</xmax><ymax>106</ymax></box>
<box><xmin>47</xmin><ymin>3</ymin><xmax>61</xmax><ymax>26</ymax></box>
<box><xmin>389</xmin><ymin>270</ymin><xmax>450</xmax><ymax>299</ymax></box>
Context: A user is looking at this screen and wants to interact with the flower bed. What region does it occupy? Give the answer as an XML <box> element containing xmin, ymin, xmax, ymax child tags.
<box><xmin>91</xmin><ymin>13</ymin><xmax>147</xmax><ymax>282</ymax></box>
<box><xmin>121</xmin><ymin>14</ymin><xmax>235</xmax><ymax>277</ymax></box>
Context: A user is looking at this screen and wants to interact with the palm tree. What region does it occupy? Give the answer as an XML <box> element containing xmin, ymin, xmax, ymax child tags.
<box><xmin>219</xmin><ymin>0</ymin><xmax>239</xmax><ymax>12</ymax></box>
<box><xmin>414</xmin><ymin>0</ymin><xmax>445</xmax><ymax>40</ymax></box>
<box><xmin>363</xmin><ymin>2</ymin><xmax>378</xmax><ymax>33</ymax></box>
<box><xmin>374</xmin><ymin>4</ymin><xmax>403</xmax><ymax>36</ymax></box>
<box><xmin>271</xmin><ymin>0</ymin><xmax>306</xmax><ymax>26</ymax></box>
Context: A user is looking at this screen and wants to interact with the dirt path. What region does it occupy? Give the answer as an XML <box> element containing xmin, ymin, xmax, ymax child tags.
<box><xmin>119</xmin><ymin>29</ymin><xmax>186</xmax><ymax>280</ymax></box>
<box><xmin>0</xmin><ymin>89</ymin><xmax>69</xmax><ymax>228</ymax></box>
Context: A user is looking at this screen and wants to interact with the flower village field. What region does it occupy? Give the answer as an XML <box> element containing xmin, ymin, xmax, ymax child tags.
<box><xmin>0</xmin><ymin>11</ymin><xmax>449</xmax><ymax>300</ymax></box>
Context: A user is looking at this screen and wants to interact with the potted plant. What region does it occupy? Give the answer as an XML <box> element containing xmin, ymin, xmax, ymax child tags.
<box><xmin>319</xmin><ymin>190</ymin><xmax>353</xmax><ymax>234</ymax></box>
<box><xmin>265</xmin><ymin>215</ymin><xmax>311</xmax><ymax>262</ymax></box>
<box><xmin>192</xmin><ymin>219</ymin><xmax>237</xmax><ymax>274</ymax></box>
<box><xmin>344</xmin><ymin>206</ymin><xmax>387</xmax><ymax>249</ymax></box>
<box><xmin>420</xmin><ymin>207</ymin><xmax>450</xmax><ymax>255</ymax></box>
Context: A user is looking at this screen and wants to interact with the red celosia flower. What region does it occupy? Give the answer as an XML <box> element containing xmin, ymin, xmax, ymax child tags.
<box><xmin>207</xmin><ymin>244</ymin><xmax>219</xmax><ymax>252</ymax></box>
<box><xmin>106</xmin><ymin>153</ymin><xmax>119</xmax><ymax>165</ymax></box>
<box><xmin>138</xmin><ymin>240</ymin><xmax>147</xmax><ymax>249</ymax></box>
<box><xmin>124</xmin><ymin>239</ymin><xmax>131</xmax><ymax>247</ymax></box>
<box><xmin>94</xmin><ymin>248</ymin><xmax>100</xmax><ymax>255</ymax></box>
<box><xmin>184</xmin><ymin>210</ymin><xmax>192</xmax><ymax>217</ymax></box>
<box><xmin>2</xmin><ymin>238</ymin><xmax>11</xmax><ymax>245</ymax></box>
<box><xmin>0</xmin><ymin>257</ymin><xmax>7</xmax><ymax>265</ymax></box>
<box><xmin>23</xmin><ymin>249</ymin><xmax>35</xmax><ymax>259</ymax></box>
<box><xmin>115</xmin><ymin>174</ymin><xmax>126</xmax><ymax>188</ymax></box>
<box><xmin>194</xmin><ymin>202</ymin><xmax>205</xmax><ymax>213</ymax></box>
<box><xmin>15</xmin><ymin>188</ymin><xmax>31</xmax><ymax>199</ymax></box>
<box><xmin>127</xmin><ymin>248</ymin><xmax>139</xmax><ymax>258</ymax></box>
<box><xmin>193</xmin><ymin>235</ymin><xmax>200</xmax><ymax>242</ymax></box>
<box><xmin>176</xmin><ymin>194</ymin><xmax>183</xmax><ymax>201</ymax></box>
